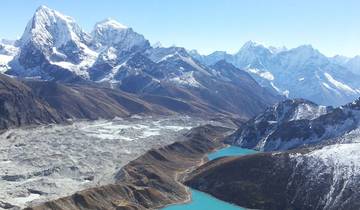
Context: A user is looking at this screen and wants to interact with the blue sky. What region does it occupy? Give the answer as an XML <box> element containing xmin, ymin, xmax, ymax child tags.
<box><xmin>0</xmin><ymin>0</ymin><xmax>359</xmax><ymax>56</ymax></box>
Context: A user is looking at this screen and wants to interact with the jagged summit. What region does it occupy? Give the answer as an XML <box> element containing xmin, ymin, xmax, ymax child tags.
<box><xmin>20</xmin><ymin>5</ymin><xmax>91</xmax><ymax>48</ymax></box>
<box><xmin>92</xmin><ymin>17</ymin><xmax>149</xmax><ymax>52</ymax></box>
<box><xmin>241</xmin><ymin>40</ymin><xmax>265</xmax><ymax>49</ymax></box>
<box><xmin>95</xmin><ymin>18</ymin><xmax>128</xmax><ymax>30</ymax></box>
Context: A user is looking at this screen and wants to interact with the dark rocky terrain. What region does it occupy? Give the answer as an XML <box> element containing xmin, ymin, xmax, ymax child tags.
<box><xmin>0</xmin><ymin>73</ymin><xmax>259</xmax><ymax>131</ymax></box>
<box><xmin>186</xmin><ymin>142</ymin><xmax>360</xmax><ymax>210</ymax></box>
<box><xmin>183</xmin><ymin>98</ymin><xmax>360</xmax><ymax>210</ymax></box>
<box><xmin>0</xmin><ymin>74</ymin><xmax>64</xmax><ymax>130</ymax></box>
<box><xmin>226</xmin><ymin>98</ymin><xmax>360</xmax><ymax>151</ymax></box>
<box><xmin>0</xmin><ymin>74</ymin><xmax>166</xmax><ymax>130</ymax></box>
<box><xmin>24</xmin><ymin>125</ymin><xmax>231</xmax><ymax>210</ymax></box>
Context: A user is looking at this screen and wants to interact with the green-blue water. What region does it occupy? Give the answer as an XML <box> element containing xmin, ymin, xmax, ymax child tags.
<box><xmin>163</xmin><ymin>189</ymin><xmax>244</xmax><ymax>210</ymax></box>
<box><xmin>163</xmin><ymin>146</ymin><xmax>257</xmax><ymax>210</ymax></box>
<box><xmin>208</xmin><ymin>146</ymin><xmax>257</xmax><ymax>161</ymax></box>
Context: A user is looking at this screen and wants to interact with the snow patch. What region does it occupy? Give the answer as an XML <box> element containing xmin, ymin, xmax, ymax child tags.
<box><xmin>248</xmin><ymin>68</ymin><xmax>274</xmax><ymax>81</ymax></box>
<box><xmin>324</xmin><ymin>72</ymin><xmax>358</xmax><ymax>94</ymax></box>
<box><xmin>290</xmin><ymin>104</ymin><xmax>327</xmax><ymax>121</ymax></box>
<box><xmin>169</xmin><ymin>71</ymin><xmax>202</xmax><ymax>88</ymax></box>
<box><xmin>0</xmin><ymin>55</ymin><xmax>13</xmax><ymax>73</ymax></box>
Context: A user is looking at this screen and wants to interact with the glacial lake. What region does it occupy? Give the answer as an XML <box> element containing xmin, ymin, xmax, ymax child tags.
<box><xmin>163</xmin><ymin>146</ymin><xmax>257</xmax><ymax>210</ymax></box>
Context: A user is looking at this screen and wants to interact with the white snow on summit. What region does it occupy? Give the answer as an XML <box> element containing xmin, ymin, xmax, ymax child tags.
<box><xmin>92</xmin><ymin>18</ymin><xmax>149</xmax><ymax>51</ymax></box>
<box><xmin>20</xmin><ymin>5</ymin><xmax>92</xmax><ymax>51</ymax></box>
<box><xmin>16</xmin><ymin>5</ymin><xmax>98</xmax><ymax>77</ymax></box>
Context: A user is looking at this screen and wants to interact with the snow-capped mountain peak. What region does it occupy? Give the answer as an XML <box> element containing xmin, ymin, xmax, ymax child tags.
<box><xmin>290</xmin><ymin>44</ymin><xmax>319</xmax><ymax>55</ymax></box>
<box><xmin>11</xmin><ymin>5</ymin><xmax>97</xmax><ymax>79</ymax></box>
<box><xmin>95</xmin><ymin>18</ymin><xmax>128</xmax><ymax>30</ymax></box>
<box><xmin>346</xmin><ymin>56</ymin><xmax>360</xmax><ymax>75</ymax></box>
<box><xmin>92</xmin><ymin>18</ymin><xmax>149</xmax><ymax>52</ymax></box>
<box><xmin>241</xmin><ymin>40</ymin><xmax>265</xmax><ymax>49</ymax></box>
<box><xmin>20</xmin><ymin>5</ymin><xmax>91</xmax><ymax>50</ymax></box>
<box><xmin>268</xmin><ymin>46</ymin><xmax>287</xmax><ymax>54</ymax></box>
<box><xmin>232</xmin><ymin>40</ymin><xmax>273</xmax><ymax>69</ymax></box>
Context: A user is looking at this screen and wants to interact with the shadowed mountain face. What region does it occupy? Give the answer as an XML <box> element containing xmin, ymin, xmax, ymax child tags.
<box><xmin>0</xmin><ymin>74</ymin><xmax>64</xmax><ymax>130</ymax></box>
<box><xmin>24</xmin><ymin>80</ymin><xmax>161</xmax><ymax>120</ymax></box>
<box><xmin>0</xmin><ymin>74</ymin><xmax>202</xmax><ymax>130</ymax></box>
<box><xmin>0</xmin><ymin>72</ymin><xmax>275</xmax><ymax>130</ymax></box>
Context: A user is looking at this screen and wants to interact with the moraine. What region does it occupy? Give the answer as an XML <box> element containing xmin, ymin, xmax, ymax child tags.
<box><xmin>0</xmin><ymin>115</ymin><xmax>212</xmax><ymax>209</ymax></box>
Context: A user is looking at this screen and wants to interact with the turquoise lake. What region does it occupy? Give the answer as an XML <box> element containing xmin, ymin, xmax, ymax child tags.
<box><xmin>163</xmin><ymin>146</ymin><xmax>257</xmax><ymax>210</ymax></box>
<box><xmin>208</xmin><ymin>146</ymin><xmax>257</xmax><ymax>161</ymax></box>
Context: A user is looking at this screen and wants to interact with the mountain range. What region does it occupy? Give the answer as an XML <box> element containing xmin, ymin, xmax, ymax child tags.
<box><xmin>0</xmin><ymin>5</ymin><xmax>280</xmax><ymax>123</ymax></box>
<box><xmin>191</xmin><ymin>41</ymin><xmax>360</xmax><ymax>106</ymax></box>
<box><xmin>0</xmin><ymin>6</ymin><xmax>359</xmax><ymax>109</ymax></box>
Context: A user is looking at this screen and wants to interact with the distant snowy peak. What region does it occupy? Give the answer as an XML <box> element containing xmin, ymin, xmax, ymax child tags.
<box><xmin>238</xmin><ymin>41</ymin><xmax>270</xmax><ymax>53</ymax></box>
<box><xmin>241</xmin><ymin>40</ymin><xmax>265</xmax><ymax>49</ymax></box>
<box><xmin>0</xmin><ymin>42</ymin><xmax>18</xmax><ymax>56</ymax></box>
<box><xmin>268</xmin><ymin>46</ymin><xmax>287</xmax><ymax>54</ymax></box>
<box><xmin>331</xmin><ymin>55</ymin><xmax>350</xmax><ymax>65</ymax></box>
<box><xmin>146</xmin><ymin>46</ymin><xmax>190</xmax><ymax>63</ymax></box>
<box><xmin>259</xmin><ymin>99</ymin><xmax>329</xmax><ymax>123</ymax></box>
<box><xmin>346</xmin><ymin>56</ymin><xmax>360</xmax><ymax>74</ymax></box>
<box><xmin>151</xmin><ymin>41</ymin><xmax>163</xmax><ymax>48</ymax></box>
<box><xmin>233</xmin><ymin>41</ymin><xmax>273</xmax><ymax>69</ymax></box>
<box><xmin>190</xmin><ymin>41</ymin><xmax>360</xmax><ymax>106</ymax></box>
<box><xmin>92</xmin><ymin>18</ymin><xmax>149</xmax><ymax>52</ymax></box>
<box><xmin>95</xmin><ymin>18</ymin><xmax>128</xmax><ymax>30</ymax></box>
<box><xmin>284</xmin><ymin>44</ymin><xmax>324</xmax><ymax>59</ymax></box>
<box><xmin>0</xmin><ymin>43</ymin><xmax>18</xmax><ymax>73</ymax></box>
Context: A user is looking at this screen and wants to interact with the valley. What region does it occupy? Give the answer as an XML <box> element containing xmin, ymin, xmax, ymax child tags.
<box><xmin>0</xmin><ymin>116</ymin><xmax>214</xmax><ymax>209</ymax></box>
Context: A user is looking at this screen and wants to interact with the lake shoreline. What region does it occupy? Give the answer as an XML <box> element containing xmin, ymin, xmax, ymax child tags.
<box><xmin>164</xmin><ymin>145</ymin><xmax>257</xmax><ymax>210</ymax></box>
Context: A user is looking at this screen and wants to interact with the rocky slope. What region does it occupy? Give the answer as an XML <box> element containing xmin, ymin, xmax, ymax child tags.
<box><xmin>25</xmin><ymin>80</ymin><xmax>164</xmax><ymax>119</ymax></box>
<box><xmin>0</xmin><ymin>74</ymin><xmax>161</xmax><ymax>130</ymax></box>
<box><xmin>0</xmin><ymin>74</ymin><xmax>64</xmax><ymax>130</ymax></box>
<box><xmin>24</xmin><ymin>125</ymin><xmax>231</xmax><ymax>210</ymax></box>
<box><xmin>186</xmin><ymin>99</ymin><xmax>360</xmax><ymax>210</ymax></box>
<box><xmin>186</xmin><ymin>139</ymin><xmax>360</xmax><ymax>210</ymax></box>
<box><xmin>0</xmin><ymin>74</ymin><xmax>207</xmax><ymax>131</ymax></box>
<box><xmin>226</xmin><ymin>98</ymin><xmax>360</xmax><ymax>151</ymax></box>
